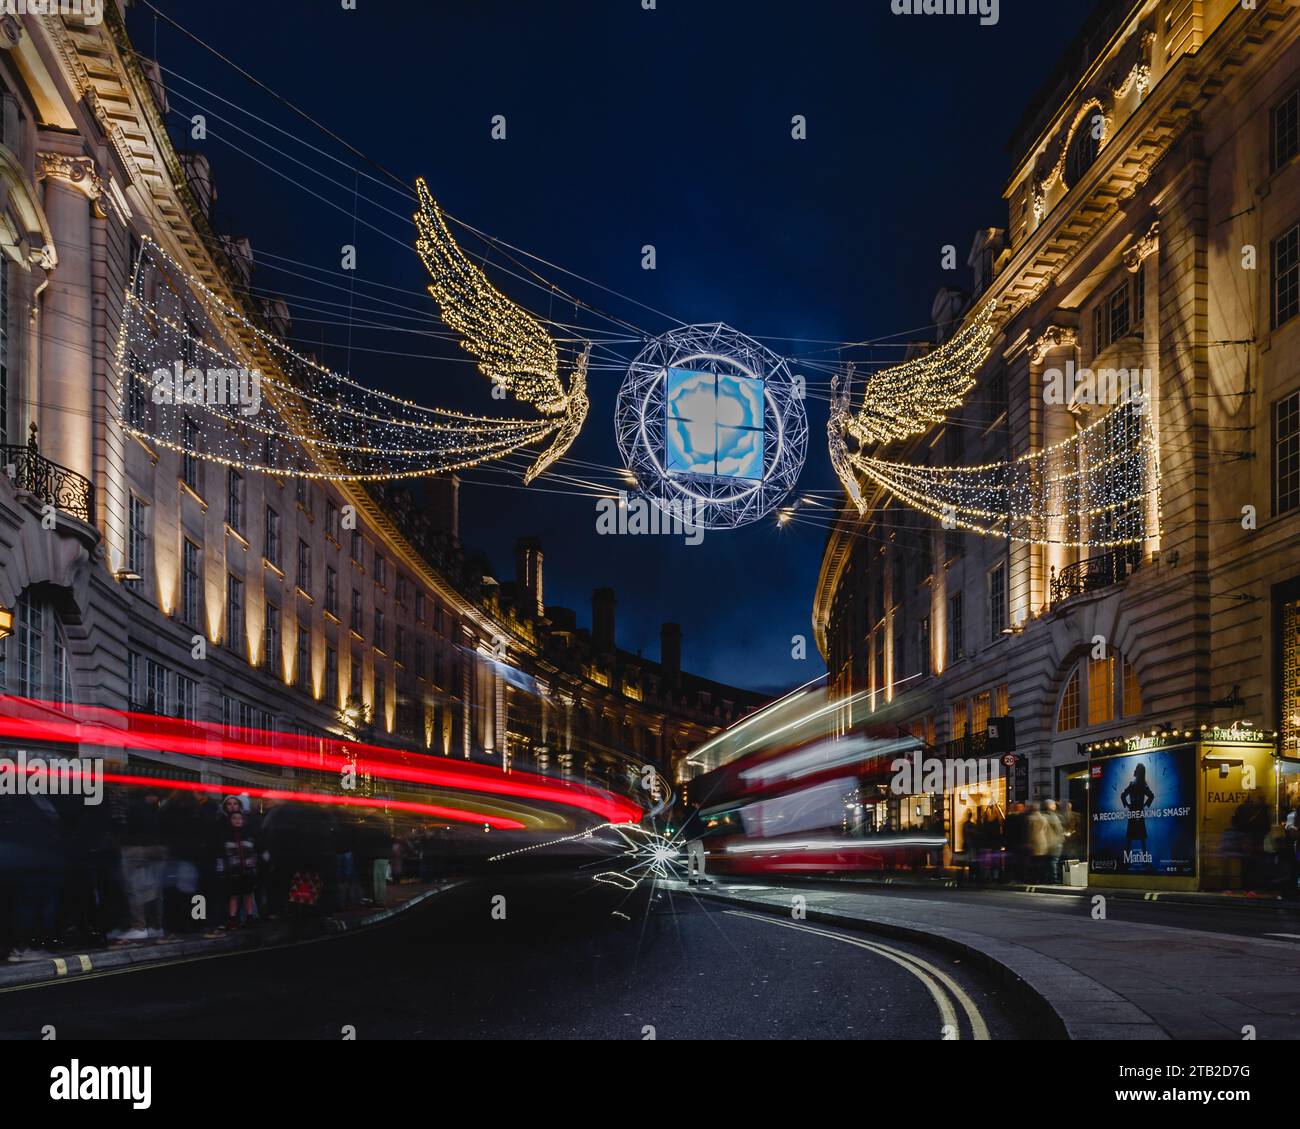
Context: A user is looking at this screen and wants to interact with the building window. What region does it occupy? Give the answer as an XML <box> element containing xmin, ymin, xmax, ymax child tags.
<box><xmin>296</xmin><ymin>622</ymin><xmax>311</xmax><ymax>691</ymax></box>
<box><xmin>415</xmin><ymin>639</ymin><xmax>426</xmax><ymax>680</ymax></box>
<box><xmin>13</xmin><ymin>592</ymin><xmax>70</xmax><ymax>704</ymax></box>
<box><xmin>1273</xmin><ymin>223</ymin><xmax>1300</xmax><ymax>329</ymax></box>
<box><xmin>396</xmin><ymin>574</ymin><xmax>407</xmax><ymax>607</ymax></box>
<box><xmin>128</xmin><ymin>495</ymin><xmax>148</xmax><ymax>577</ymax></box>
<box><xmin>325</xmin><ymin>566</ymin><xmax>338</xmax><ymax>616</ymax></box>
<box><xmin>265</xmin><ymin>507</ymin><xmax>281</xmax><ymax>568</ymax></box>
<box><xmin>175</xmin><ymin>674</ymin><xmax>197</xmax><ymax>722</ymax></box>
<box><xmin>415</xmin><ymin>591</ymin><xmax>426</xmax><ymax>622</ymax></box>
<box><xmin>1273</xmin><ymin>86</ymin><xmax>1300</xmax><ymax>171</ymax></box>
<box><xmin>1057</xmin><ymin>667</ymin><xmax>1080</xmax><ymax>732</ymax></box>
<box><xmin>1087</xmin><ymin>654</ymin><xmax>1115</xmax><ymax>726</ymax></box>
<box><xmin>395</xmin><ymin>624</ymin><xmax>406</xmax><ymax>666</ymax></box>
<box><xmin>351</xmin><ymin>530</ymin><xmax>364</xmax><ymax>565</ymax></box>
<box><xmin>264</xmin><ymin>602</ymin><xmax>282</xmax><ymax>678</ymax></box>
<box><xmin>226</xmin><ymin>469</ymin><xmax>242</xmax><ymax>533</ymax></box>
<box><xmin>145</xmin><ymin>659</ymin><xmax>167</xmax><ymax>716</ymax></box>
<box><xmin>918</xmin><ymin>616</ymin><xmax>931</xmax><ymax>678</ymax></box>
<box><xmin>297</xmin><ymin>539</ymin><xmax>312</xmax><ymax>593</ymax></box>
<box><xmin>375</xmin><ymin>670</ymin><xmax>386</xmax><ymax>727</ymax></box>
<box><xmin>1121</xmin><ymin>653</ymin><xmax>1142</xmax><ymax>717</ymax></box>
<box><xmin>295</xmin><ymin>473</ymin><xmax>311</xmax><ymax>514</ymax></box>
<box><xmin>351</xmin><ymin>589</ymin><xmax>363</xmax><ymax>634</ymax></box>
<box><xmin>995</xmin><ymin>683</ymin><xmax>1010</xmax><ymax>717</ymax></box>
<box><xmin>374</xmin><ymin>607</ymin><xmax>385</xmax><ymax>651</ymax></box>
<box><xmin>181</xmin><ymin>417</ymin><xmax>200</xmax><ymax>491</ymax></box>
<box><xmin>988</xmin><ymin>562</ymin><xmax>1007</xmax><ymax>640</ymax></box>
<box><xmin>349</xmin><ymin>651</ymin><xmax>362</xmax><ymax>702</ymax></box>
<box><xmin>1064</xmin><ymin>117</ymin><xmax>1099</xmax><ymax>188</ymax></box>
<box><xmin>1274</xmin><ymin>389</ymin><xmax>1300</xmax><ymax>515</ymax></box>
<box><xmin>951</xmin><ymin>699</ymin><xmax>968</xmax><ymax>741</ymax></box>
<box><xmin>433</xmin><ymin>650</ymin><xmax>445</xmax><ymax>689</ymax></box>
<box><xmin>375</xmin><ymin>555</ymin><xmax>388</xmax><ymax>588</ymax></box>
<box><xmin>325</xmin><ymin>645</ymin><xmax>338</xmax><ymax>704</ymax></box>
<box><xmin>226</xmin><ymin>574</ymin><xmax>243</xmax><ymax>652</ymax></box>
<box><xmin>972</xmin><ymin>691</ymin><xmax>991</xmax><ymax>736</ymax></box>
<box><xmin>1107</xmin><ymin>282</ymin><xmax>1130</xmax><ymax>344</ymax></box>
<box><xmin>326</xmin><ymin>500</ymin><xmax>340</xmax><ymax>541</ymax></box>
<box><xmin>434</xmin><ymin>604</ymin><xmax>445</xmax><ymax>635</ymax></box>
<box><xmin>181</xmin><ymin>539</ymin><xmax>201</xmax><ymax>628</ymax></box>
<box><xmin>947</xmin><ymin>591</ymin><xmax>964</xmax><ymax>661</ymax></box>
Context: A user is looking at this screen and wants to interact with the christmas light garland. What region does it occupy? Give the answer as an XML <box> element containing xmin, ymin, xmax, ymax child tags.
<box><xmin>413</xmin><ymin>177</ymin><xmax>590</xmax><ymax>481</ymax></box>
<box><xmin>842</xmin><ymin>300</ymin><xmax>1000</xmax><ymax>446</ymax></box>
<box><xmin>117</xmin><ymin>219</ymin><xmax>591</xmax><ymax>483</ymax></box>
<box><xmin>832</xmin><ymin>385</ymin><xmax>1161</xmax><ymax>547</ymax></box>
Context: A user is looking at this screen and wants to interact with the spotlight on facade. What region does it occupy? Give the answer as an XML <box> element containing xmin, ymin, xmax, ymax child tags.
<box><xmin>115</xmin><ymin>569</ymin><xmax>143</xmax><ymax>583</ymax></box>
<box><xmin>0</xmin><ymin>604</ymin><xmax>11</xmax><ymax>640</ymax></box>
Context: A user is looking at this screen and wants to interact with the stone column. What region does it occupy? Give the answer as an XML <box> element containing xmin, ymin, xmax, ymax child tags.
<box><xmin>36</xmin><ymin>154</ymin><xmax>100</xmax><ymax>482</ymax></box>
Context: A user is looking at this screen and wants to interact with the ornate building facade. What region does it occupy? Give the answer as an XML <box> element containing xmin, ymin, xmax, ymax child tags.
<box><xmin>815</xmin><ymin>0</ymin><xmax>1300</xmax><ymax>814</ymax></box>
<box><xmin>0</xmin><ymin>4</ymin><xmax>759</xmax><ymax>800</ymax></box>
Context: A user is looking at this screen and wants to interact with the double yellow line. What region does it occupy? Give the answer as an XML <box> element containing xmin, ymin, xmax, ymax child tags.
<box><xmin>723</xmin><ymin>909</ymin><xmax>990</xmax><ymax>1040</ymax></box>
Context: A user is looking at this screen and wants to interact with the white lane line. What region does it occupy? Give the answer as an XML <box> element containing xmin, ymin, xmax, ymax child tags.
<box><xmin>724</xmin><ymin>908</ymin><xmax>990</xmax><ymax>1040</ymax></box>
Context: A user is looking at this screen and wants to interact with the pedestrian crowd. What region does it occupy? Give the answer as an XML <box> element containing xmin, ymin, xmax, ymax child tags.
<box><xmin>958</xmin><ymin>800</ymin><xmax>1081</xmax><ymax>884</ymax></box>
<box><xmin>0</xmin><ymin>786</ymin><xmax>444</xmax><ymax>964</ymax></box>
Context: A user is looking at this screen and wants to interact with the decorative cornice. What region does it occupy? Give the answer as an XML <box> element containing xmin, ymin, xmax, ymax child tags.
<box><xmin>1029</xmin><ymin>326</ymin><xmax>1079</xmax><ymax>365</ymax></box>
<box><xmin>1124</xmin><ymin>221</ymin><xmax>1160</xmax><ymax>272</ymax></box>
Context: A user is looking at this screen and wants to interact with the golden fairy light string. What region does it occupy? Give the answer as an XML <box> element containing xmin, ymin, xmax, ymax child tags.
<box><xmin>116</xmin><ymin>219</ymin><xmax>591</xmax><ymax>483</ymax></box>
<box><xmin>832</xmin><ymin>388</ymin><xmax>1161</xmax><ymax>547</ymax></box>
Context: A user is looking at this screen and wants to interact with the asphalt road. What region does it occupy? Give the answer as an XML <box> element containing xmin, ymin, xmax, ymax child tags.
<box><xmin>0</xmin><ymin>873</ymin><xmax>1044</xmax><ymax>1040</ymax></box>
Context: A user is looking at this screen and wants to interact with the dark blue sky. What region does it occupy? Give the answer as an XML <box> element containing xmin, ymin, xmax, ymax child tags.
<box><xmin>129</xmin><ymin>0</ymin><xmax>1100</xmax><ymax>695</ymax></box>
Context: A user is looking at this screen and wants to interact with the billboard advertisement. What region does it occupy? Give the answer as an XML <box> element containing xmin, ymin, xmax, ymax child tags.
<box><xmin>1089</xmin><ymin>745</ymin><xmax>1196</xmax><ymax>877</ymax></box>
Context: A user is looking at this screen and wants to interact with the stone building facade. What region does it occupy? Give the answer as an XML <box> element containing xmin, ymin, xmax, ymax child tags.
<box><xmin>815</xmin><ymin>0</ymin><xmax>1300</xmax><ymax>813</ymax></box>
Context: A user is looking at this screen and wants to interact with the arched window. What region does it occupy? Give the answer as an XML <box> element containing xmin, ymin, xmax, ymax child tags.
<box><xmin>1064</xmin><ymin>112</ymin><xmax>1101</xmax><ymax>189</ymax></box>
<box><xmin>1055</xmin><ymin>648</ymin><xmax>1142</xmax><ymax>733</ymax></box>
<box><xmin>1058</xmin><ymin>667</ymin><xmax>1081</xmax><ymax>731</ymax></box>
<box><xmin>3</xmin><ymin>587</ymin><xmax>72</xmax><ymax>704</ymax></box>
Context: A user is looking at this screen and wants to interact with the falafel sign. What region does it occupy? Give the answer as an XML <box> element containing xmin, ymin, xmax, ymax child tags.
<box><xmin>1088</xmin><ymin>746</ymin><xmax>1196</xmax><ymax>877</ymax></box>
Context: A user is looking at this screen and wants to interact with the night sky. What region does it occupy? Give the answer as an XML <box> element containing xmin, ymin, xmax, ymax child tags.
<box><xmin>126</xmin><ymin>0</ymin><xmax>1101</xmax><ymax>696</ymax></box>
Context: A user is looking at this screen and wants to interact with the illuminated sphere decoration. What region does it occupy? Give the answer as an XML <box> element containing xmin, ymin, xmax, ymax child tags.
<box><xmin>615</xmin><ymin>324</ymin><xmax>808</xmax><ymax>530</ymax></box>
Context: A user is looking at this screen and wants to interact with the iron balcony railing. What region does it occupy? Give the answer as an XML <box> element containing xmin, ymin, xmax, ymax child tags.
<box><xmin>2</xmin><ymin>437</ymin><xmax>95</xmax><ymax>524</ymax></box>
<box><xmin>1050</xmin><ymin>545</ymin><xmax>1141</xmax><ymax>606</ymax></box>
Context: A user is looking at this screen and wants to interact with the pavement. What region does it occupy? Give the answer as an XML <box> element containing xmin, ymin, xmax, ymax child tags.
<box><xmin>0</xmin><ymin>877</ymin><xmax>461</xmax><ymax>991</ymax></box>
<box><xmin>679</xmin><ymin>877</ymin><xmax>1300</xmax><ymax>1040</ymax></box>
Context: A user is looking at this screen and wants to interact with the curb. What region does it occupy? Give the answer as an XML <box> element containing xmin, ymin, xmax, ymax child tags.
<box><xmin>687</xmin><ymin>884</ymin><xmax>1169</xmax><ymax>1041</ymax></box>
<box><xmin>777</xmin><ymin>873</ymin><xmax>1292</xmax><ymax>912</ymax></box>
<box><xmin>0</xmin><ymin>880</ymin><xmax>462</xmax><ymax>992</ymax></box>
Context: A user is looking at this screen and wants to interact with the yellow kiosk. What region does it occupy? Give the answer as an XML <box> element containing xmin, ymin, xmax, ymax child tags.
<box><xmin>1084</xmin><ymin>724</ymin><xmax>1282</xmax><ymax>893</ymax></box>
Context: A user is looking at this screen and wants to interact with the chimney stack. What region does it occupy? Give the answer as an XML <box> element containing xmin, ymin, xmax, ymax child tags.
<box><xmin>661</xmin><ymin>622</ymin><xmax>681</xmax><ymax>686</ymax></box>
<box><xmin>514</xmin><ymin>537</ymin><xmax>544</xmax><ymax>617</ymax></box>
<box><xmin>592</xmin><ymin>588</ymin><xmax>616</xmax><ymax>653</ymax></box>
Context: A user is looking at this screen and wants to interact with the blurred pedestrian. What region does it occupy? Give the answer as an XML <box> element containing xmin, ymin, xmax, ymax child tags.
<box><xmin>118</xmin><ymin>790</ymin><xmax>166</xmax><ymax>942</ymax></box>
<box><xmin>216</xmin><ymin>809</ymin><xmax>261</xmax><ymax>929</ymax></box>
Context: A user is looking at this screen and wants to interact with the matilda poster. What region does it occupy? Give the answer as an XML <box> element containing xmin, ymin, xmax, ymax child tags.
<box><xmin>1089</xmin><ymin>746</ymin><xmax>1196</xmax><ymax>877</ymax></box>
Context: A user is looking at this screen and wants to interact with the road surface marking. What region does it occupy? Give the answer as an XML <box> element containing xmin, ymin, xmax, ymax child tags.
<box><xmin>723</xmin><ymin>908</ymin><xmax>990</xmax><ymax>1040</ymax></box>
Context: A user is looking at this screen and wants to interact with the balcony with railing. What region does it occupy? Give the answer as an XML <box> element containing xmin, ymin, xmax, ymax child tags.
<box><xmin>1049</xmin><ymin>545</ymin><xmax>1141</xmax><ymax>607</ymax></box>
<box><xmin>1</xmin><ymin>428</ymin><xmax>95</xmax><ymax>525</ymax></box>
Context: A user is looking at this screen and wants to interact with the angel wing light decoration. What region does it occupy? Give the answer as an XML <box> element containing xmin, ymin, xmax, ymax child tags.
<box><xmin>414</xmin><ymin>178</ymin><xmax>590</xmax><ymax>484</ymax></box>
